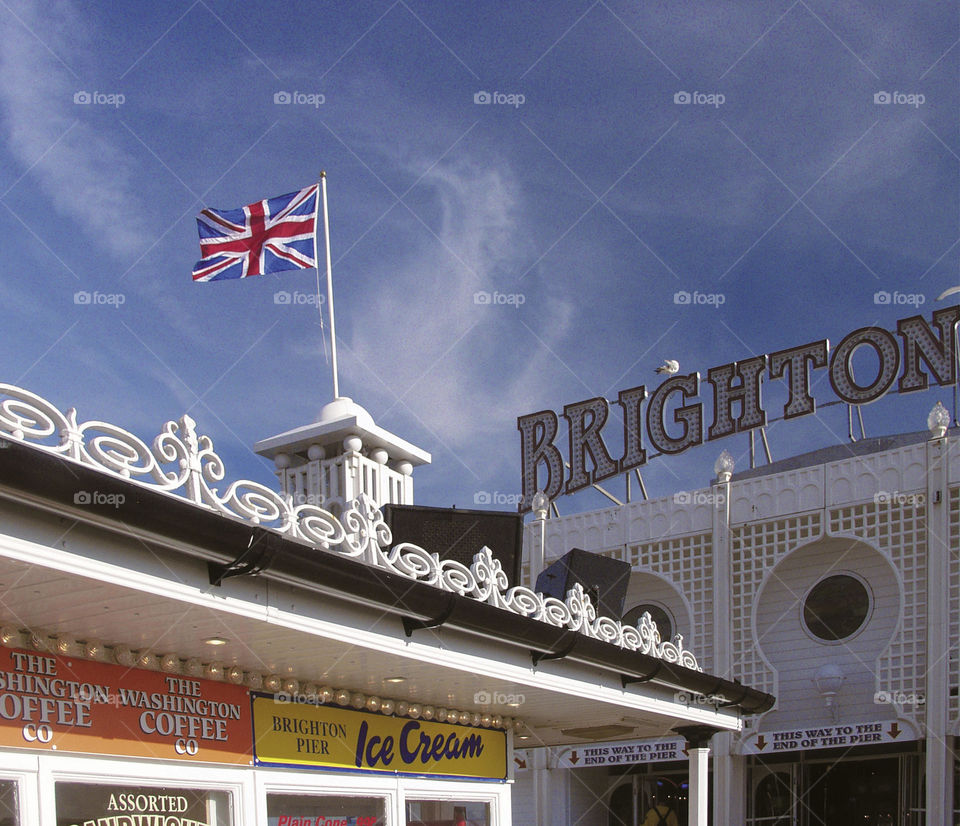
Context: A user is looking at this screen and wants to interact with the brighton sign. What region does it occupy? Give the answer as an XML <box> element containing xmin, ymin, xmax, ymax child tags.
<box><xmin>518</xmin><ymin>306</ymin><xmax>960</xmax><ymax>511</ymax></box>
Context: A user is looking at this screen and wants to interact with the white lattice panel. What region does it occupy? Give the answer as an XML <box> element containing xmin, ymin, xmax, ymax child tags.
<box><xmin>830</xmin><ymin>500</ymin><xmax>927</xmax><ymax>726</ymax></box>
<box><xmin>825</xmin><ymin>443</ymin><xmax>927</xmax><ymax>507</ymax></box>
<box><xmin>625</xmin><ymin>533</ymin><xmax>714</xmax><ymax>673</ymax></box>
<box><xmin>730</xmin><ymin>513</ymin><xmax>823</xmax><ymax>699</ymax></box>
<box><xmin>730</xmin><ymin>466</ymin><xmax>824</xmax><ymax>523</ymax></box>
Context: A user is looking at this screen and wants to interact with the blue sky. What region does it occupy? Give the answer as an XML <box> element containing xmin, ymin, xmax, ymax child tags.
<box><xmin>0</xmin><ymin>0</ymin><xmax>957</xmax><ymax>515</ymax></box>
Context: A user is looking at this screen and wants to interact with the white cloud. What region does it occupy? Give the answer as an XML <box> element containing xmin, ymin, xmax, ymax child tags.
<box><xmin>0</xmin><ymin>0</ymin><xmax>149</xmax><ymax>258</ymax></box>
<box><xmin>342</xmin><ymin>155</ymin><xmax>575</xmax><ymax>472</ymax></box>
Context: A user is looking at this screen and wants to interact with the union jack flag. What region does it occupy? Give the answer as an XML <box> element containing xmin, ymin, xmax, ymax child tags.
<box><xmin>192</xmin><ymin>184</ymin><xmax>319</xmax><ymax>282</ymax></box>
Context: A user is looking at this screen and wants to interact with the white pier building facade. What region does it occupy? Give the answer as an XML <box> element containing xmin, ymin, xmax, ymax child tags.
<box><xmin>515</xmin><ymin>411</ymin><xmax>959</xmax><ymax>825</ymax></box>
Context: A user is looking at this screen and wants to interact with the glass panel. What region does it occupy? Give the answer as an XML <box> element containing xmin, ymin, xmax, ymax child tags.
<box><xmin>55</xmin><ymin>782</ymin><xmax>231</xmax><ymax>826</ymax></box>
<box><xmin>267</xmin><ymin>793</ymin><xmax>385</xmax><ymax>826</ymax></box>
<box><xmin>608</xmin><ymin>783</ymin><xmax>633</xmax><ymax>826</ymax></box>
<box><xmin>405</xmin><ymin>799</ymin><xmax>490</xmax><ymax>826</ymax></box>
<box><xmin>639</xmin><ymin>777</ymin><xmax>683</xmax><ymax>826</ymax></box>
<box><xmin>0</xmin><ymin>780</ymin><xmax>19</xmax><ymax>826</ymax></box>
<box><xmin>804</xmin><ymin>757</ymin><xmax>898</xmax><ymax>824</ymax></box>
<box><xmin>752</xmin><ymin>772</ymin><xmax>792</xmax><ymax>825</ymax></box>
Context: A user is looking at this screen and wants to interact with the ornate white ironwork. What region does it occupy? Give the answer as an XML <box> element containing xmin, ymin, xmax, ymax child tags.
<box><xmin>0</xmin><ymin>383</ymin><xmax>700</xmax><ymax>671</ymax></box>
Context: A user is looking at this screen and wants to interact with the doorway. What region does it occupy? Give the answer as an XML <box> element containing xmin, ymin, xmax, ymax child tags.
<box><xmin>749</xmin><ymin>751</ymin><xmax>922</xmax><ymax>825</ymax></box>
<box><xmin>806</xmin><ymin>757</ymin><xmax>897</xmax><ymax>824</ymax></box>
<box><xmin>608</xmin><ymin>773</ymin><xmax>690</xmax><ymax>826</ymax></box>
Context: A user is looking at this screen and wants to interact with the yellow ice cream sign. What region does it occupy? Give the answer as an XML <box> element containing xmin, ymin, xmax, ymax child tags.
<box><xmin>252</xmin><ymin>695</ymin><xmax>507</xmax><ymax>779</ymax></box>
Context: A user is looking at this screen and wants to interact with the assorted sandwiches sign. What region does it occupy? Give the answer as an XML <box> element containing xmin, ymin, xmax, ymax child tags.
<box><xmin>518</xmin><ymin>307</ymin><xmax>960</xmax><ymax>510</ymax></box>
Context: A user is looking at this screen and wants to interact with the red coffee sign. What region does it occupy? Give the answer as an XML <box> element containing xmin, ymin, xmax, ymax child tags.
<box><xmin>0</xmin><ymin>646</ymin><xmax>252</xmax><ymax>763</ymax></box>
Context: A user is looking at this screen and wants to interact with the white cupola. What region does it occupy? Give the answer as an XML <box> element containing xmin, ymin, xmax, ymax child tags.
<box><xmin>254</xmin><ymin>397</ymin><xmax>430</xmax><ymax>516</ymax></box>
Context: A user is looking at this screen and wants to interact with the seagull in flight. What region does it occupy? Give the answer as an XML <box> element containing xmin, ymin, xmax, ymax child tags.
<box><xmin>655</xmin><ymin>359</ymin><xmax>679</xmax><ymax>375</ymax></box>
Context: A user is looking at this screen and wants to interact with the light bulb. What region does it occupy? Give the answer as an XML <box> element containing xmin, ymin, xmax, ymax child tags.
<box><xmin>264</xmin><ymin>674</ymin><xmax>282</xmax><ymax>693</ymax></box>
<box><xmin>160</xmin><ymin>653</ymin><xmax>180</xmax><ymax>673</ymax></box>
<box><xmin>929</xmin><ymin>401</ymin><xmax>951</xmax><ymax>437</ymax></box>
<box><xmin>114</xmin><ymin>645</ymin><xmax>135</xmax><ymax>667</ymax></box>
<box><xmin>714</xmin><ymin>450</ymin><xmax>735</xmax><ymax>481</ymax></box>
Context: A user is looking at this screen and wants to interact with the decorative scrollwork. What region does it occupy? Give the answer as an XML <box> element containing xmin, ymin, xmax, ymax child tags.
<box><xmin>81</xmin><ymin>422</ymin><xmax>158</xmax><ymax>480</ymax></box>
<box><xmin>219</xmin><ymin>479</ymin><xmax>288</xmax><ymax>526</ymax></box>
<box><xmin>295</xmin><ymin>504</ymin><xmax>346</xmax><ymax>549</ymax></box>
<box><xmin>0</xmin><ymin>384</ymin><xmax>72</xmax><ymax>445</ymax></box>
<box><xmin>438</xmin><ymin>559</ymin><xmax>475</xmax><ymax>595</ymax></box>
<box><xmin>341</xmin><ymin>494</ymin><xmax>392</xmax><ymax>563</ymax></box>
<box><xmin>470</xmin><ymin>547</ymin><xmax>509</xmax><ymax>603</ymax></box>
<box><xmin>0</xmin><ymin>382</ymin><xmax>701</xmax><ymax>671</ymax></box>
<box><xmin>386</xmin><ymin>542</ymin><xmax>440</xmax><ymax>583</ymax></box>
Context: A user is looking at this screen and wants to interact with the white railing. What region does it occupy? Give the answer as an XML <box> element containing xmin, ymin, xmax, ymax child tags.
<box><xmin>0</xmin><ymin>383</ymin><xmax>699</xmax><ymax>670</ymax></box>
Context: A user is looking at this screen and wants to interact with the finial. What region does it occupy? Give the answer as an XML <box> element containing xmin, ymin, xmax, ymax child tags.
<box><xmin>928</xmin><ymin>401</ymin><xmax>950</xmax><ymax>438</ymax></box>
<box><xmin>532</xmin><ymin>489</ymin><xmax>549</xmax><ymax>519</ymax></box>
<box><xmin>714</xmin><ymin>450</ymin><xmax>735</xmax><ymax>483</ymax></box>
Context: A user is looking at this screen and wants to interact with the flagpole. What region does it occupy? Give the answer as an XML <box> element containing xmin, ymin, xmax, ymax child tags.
<box><xmin>318</xmin><ymin>171</ymin><xmax>340</xmax><ymax>399</ymax></box>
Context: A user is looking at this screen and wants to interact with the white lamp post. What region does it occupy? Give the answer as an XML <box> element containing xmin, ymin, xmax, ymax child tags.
<box><xmin>531</xmin><ymin>490</ymin><xmax>549</xmax><ymax>586</ymax></box>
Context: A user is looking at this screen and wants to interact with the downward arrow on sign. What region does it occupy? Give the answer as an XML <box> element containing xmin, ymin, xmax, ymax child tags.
<box><xmin>888</xmin><ymin>723</ymin><xmax>901</xmax><ymax>739</ymax></box>
<box><xmin>569</xmin><ymin>751</ymin><xmax>579</xmax><ymax>764</ymax></box>
<box><xmin>755</xmin><ymin>735</ymin><xmax>768</xmax><ymax>751</ymax></box>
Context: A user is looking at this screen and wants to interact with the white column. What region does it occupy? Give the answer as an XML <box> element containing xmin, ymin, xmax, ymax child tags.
<box><xmin>711</xmin><ymin>472</ymin><xmax>736</xmax><ymax>825</ymax></box>
<box><xmin>675</xmin><ymin>726</ymin><xmax>716</xmax><ymax>826</ymax></box>
<box><xmin>529</xmin><ymin>492</ymin><xmax>549</xmax><ymax>587</ymax></box>
<box><xmin>712</xmin><ymin>731</ymin><xmax>745</xmax><ymax>824</ymax></box>
<box><xmin>689</xmin><ymin>746</ymin><xmax>710</xmax><ymax>826</ymax></box>
<box><xmin>926</xmin><ymin>433</ymin><xmax>952</xmax><ymax>824</ymax></box>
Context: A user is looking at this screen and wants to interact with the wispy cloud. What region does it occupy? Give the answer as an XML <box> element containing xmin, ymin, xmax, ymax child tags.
<box><xmin>341</xmin><ymin>154</ymin><xmax>574</xmax><ymax>472</ymax></box>
<box><xmin>0</xmin><ymin>0</ymin><xmax>151</xmax><ymax>259</ymax></box>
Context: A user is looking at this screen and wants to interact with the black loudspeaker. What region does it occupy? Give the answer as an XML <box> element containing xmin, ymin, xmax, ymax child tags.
<box><xmin>382</xmin><ymin>504</ymin><xmax>524</xmax><ymax>588</ymax></box>
<box><xmin>535</xmin><ymin>548</ymin><xmax>631</xmax><ymax>619</ymax></box>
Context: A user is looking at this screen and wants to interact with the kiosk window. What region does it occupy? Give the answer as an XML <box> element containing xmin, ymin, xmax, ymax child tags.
<box><xmin>405</xmin><ymin>799</ymin><xmax>489</xmax><ymax>826</ymax></box>
<box><xmin>0</xmin><ymin>780</ymin><xmax>18</xmax><ymax>826</ymax></box>
<box><xmin>266</xmin><ymin>793</ymin><xmax>385</xmax><ymax>826</ymax></box>
<box><xmin>55</xmin><ymin>782</ymin><xmax>232</xmax><ymax>826</ymax></box>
